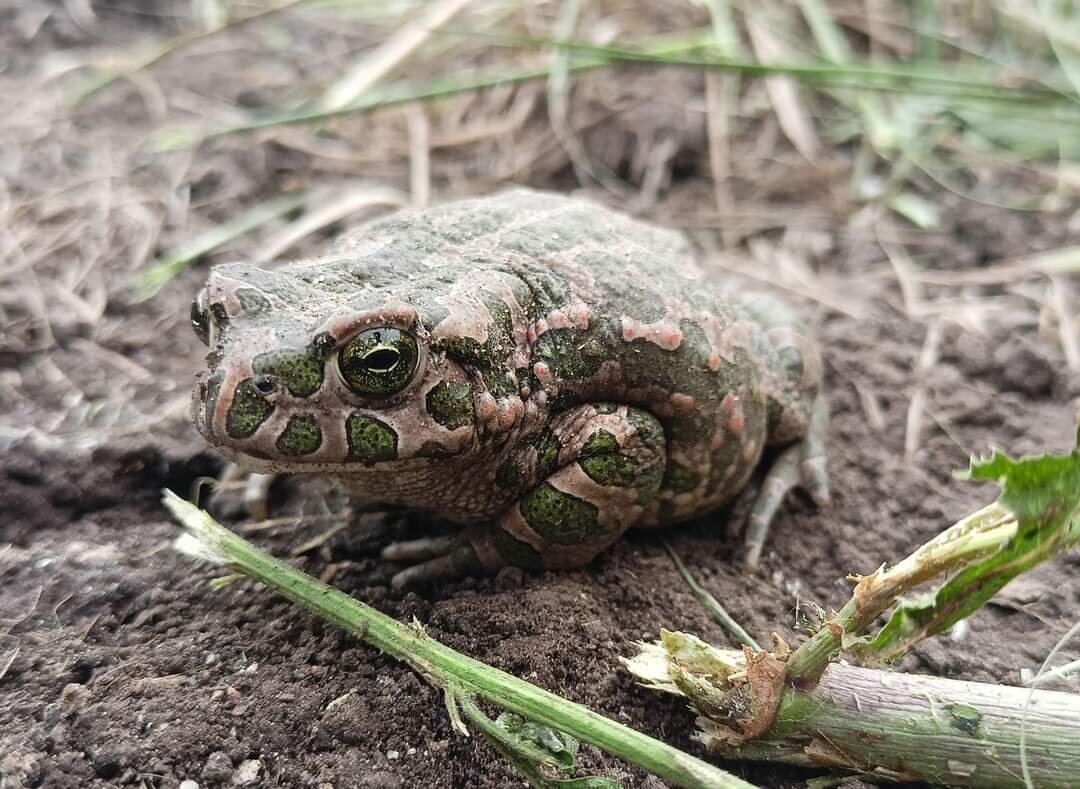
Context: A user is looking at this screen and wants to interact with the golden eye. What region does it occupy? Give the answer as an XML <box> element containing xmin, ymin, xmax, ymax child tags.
<box><xmin>338</xmin><ymin>327</ymin><xmax>419</xmax><ymax>397</ymax></box>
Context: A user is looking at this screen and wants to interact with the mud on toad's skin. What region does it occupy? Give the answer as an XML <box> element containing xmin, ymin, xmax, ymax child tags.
<box><xmin>190</xmin><ymin>188</ymin><xmax>830</xmax><ymax>586</ymax></box>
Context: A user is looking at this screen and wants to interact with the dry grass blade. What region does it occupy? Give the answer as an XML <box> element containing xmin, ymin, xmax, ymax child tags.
<box><xmin>913</xmin><ymin>245</ymin><xmax>1080</xmax><ymax>286</ymax></box>
<box><xmin>746</xmin><ymin>16</ymin><xmax>821</xmax><ymax>161</ymax></box>
<box><xmin>406</xmin><ymin>104</ymin><xmax>432</xmax><ymax>208</ymax></box>
<box><xmin>706</xmin><ymin>251</ymin><xmax>867</xmax><ymax>319</ymax></box>
<box><xmin>703</xmin><ymin>0</ymin><xmax>741</xmax><ymax>237</ymax></box>
<box><xmin>240</xmin><ymin>512</ymin><xmax>351</xmax><ymax>535</ymax></box>
<box><xmin>1049</xmin><ymin>275</ymin><xmax>1080</xmax><ymax>372</ymax></box>
<box><xmin>319</xmin><ymin>0</ymin><xmax>477</xmax><ymax>112</ymax></box>
<box><xmin>289</xmin><ymin>520</ymin><xmax>352</xmax><ymax>557</ymax></box>
<box><xmin>1020</xmin><ymin>619</ymin><xmax>1080</xmax><ymax>788</ymax></box>
<box><xmin>904</xmin><ymin>319</ymin><xmax>943</xmax><ymax>462</ymax></box>
<box><xmin>880</xmin><ymin>242</ymin><xmax>923</xmax><ymax>319</ymax></box>
<box><xmin>66</xmin><ymin>0</ymin><xmax>314</xmax><ymax>105</ymax></box>
<box><xmin>0</xmin><ymin>640</ymin><xmax>21</xmax><ymax>683</ymax></box>
<box><xmin>546</xmin><ymin>0</ymin><xmax>632</xmax><ymax>199</ymax></box>
<box><xmin>254</xmin><ymin>186</ymin><xmax>409</xmax><ymax>264</ymax></box>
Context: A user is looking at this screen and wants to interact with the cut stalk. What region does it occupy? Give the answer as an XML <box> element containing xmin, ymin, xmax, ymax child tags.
<box><xmin>629</xmin><ymin>643</ymin><xmax>1080</xmax><ymax>788</ymax></box>
<box><xmin>734</xmin><ymin>661</ymin><xmax>1080</xmax><ymax>787</ymax></box>
<box><xmin>164</xmin><ymin>491</ymin><xmax>754</xmax><ymax>789</ymax></box>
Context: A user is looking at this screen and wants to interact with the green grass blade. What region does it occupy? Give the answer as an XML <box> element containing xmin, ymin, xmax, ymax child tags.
<box><xmin>132</xmin><ymin>191</ymin><xmax>307</xmax><ymax>301</ymax></box>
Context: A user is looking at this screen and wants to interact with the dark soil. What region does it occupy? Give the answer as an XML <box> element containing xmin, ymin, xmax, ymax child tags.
<box><xmin>2</xmin><ymin>4</ymin><xmax>1079</xmax><ymax>789</ymax></box>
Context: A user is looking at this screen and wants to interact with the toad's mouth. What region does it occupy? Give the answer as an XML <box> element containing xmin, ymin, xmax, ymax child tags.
<box><xmin>191</xmin><ymin>369</ymin><xmax>471</xmax><ymax>474</ymax></box>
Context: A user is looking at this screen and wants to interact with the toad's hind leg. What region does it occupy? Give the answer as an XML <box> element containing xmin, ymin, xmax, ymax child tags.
<box><xmin>384</xmin><ymin>405</ymin><xmax>667</xmax><ymax>587</ymax></box>
<box><xmin>744</xmin><ymin>394</ymin><xmax>830</xmax><ymax>568</ymax></box>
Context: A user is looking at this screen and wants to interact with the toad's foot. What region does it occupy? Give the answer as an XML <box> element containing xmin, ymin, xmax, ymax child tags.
<box><xmin>381</xmin><ymin>532</ymin><xmax>487</xmax><ymax>588</ymax></box>
<box><xmin>383</xmin><ymin>403</ymin><xmax>667</xmax><ymax>587</ymax></box>
<box><xmin>744</xmin><ymin>394</ymin><xmax>830</xmax><ymax>569</ymax></box>
<box><xmin>200</xmin><ymin>463</ymin><xmax>275</xmax><ymax>522</ymax></box>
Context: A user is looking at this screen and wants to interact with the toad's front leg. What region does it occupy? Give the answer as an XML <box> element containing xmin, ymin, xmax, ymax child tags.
<box><xmin>383</xmin><ymin>404</ymin><xmax>667</xmax><ymax>587</ymax></box>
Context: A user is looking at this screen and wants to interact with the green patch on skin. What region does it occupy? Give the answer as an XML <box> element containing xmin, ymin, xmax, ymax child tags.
<box><xmin>627</xmin><ymin>408</ymin><xmax>665</xmax><ymax>452</ymax></box>
<box><xmin>495</xmin><ymin>458</ymin><xmax>524</xmax><ymax>490</ymax></box>
<box><xmin>593</xmin><ymin>402</ymin><xmax>618</xmax><ymax>415</ymax></box>
<box><xmin>528</xmin><ymin>428</ymin><xmax>563</xmax><ymax>481</ymax></box>
<box><xmin>345</xmin><ymin>413</ymin><xmax>398</xmax><ymax>462</ymax></box>
<box><xmin>619</xmin><ymin>320</ymin><xmax>713</xmax><ymax>393</ymax></box>
<box><xmin>225</xmin><ymin>378</ymin><xmax>275</xmax><ymax>439</ymax></box>
<box><xmin>434</xmin><ymin>298</ymin><xmax>519</xmax><ymax>400</ymax></box>
<box><xmin>236</xmin><ymin>287</ymin><xmax>271</xmax><ymax>315</ymax></box>
<box><xmin>662</xmin><ymin>463</ymin><xmax>700</xmax><ymax>494</ymax></box>
<box><xmin>581</xmin><ymin>429</ymin><xmax>619</xmax><ymax>454</ymax></box>
<box><xmin>578</xmin><ymin>429</ymin><xmax>638</xmax><ymax>487</ymax></box>
<box><xmin>276</xmin><ymin>414</ymin><xmax>322</xmax><ymax>456</ymax></box>
<box><xmin>778</xmin><ymin>346</ymin><xmax>804</xmax><ymax>379</ymax></box>
<box><xmin>520</xmin><ymin>483</ymin><xmax>600</xmax><ymax>545</ymax></box>
<box><xmin>437</xmin><ymin>335</ymin><xmax>485</xmax><ymax>366</ymax></box>
<box><xmin>624</xmin><ymin>408</ymin><xmax>666</xmax><ymax>503</ymax></box>
<box><xmin>706</xmin><ymin>432</ymin><xmax>746</xmax><ymax>498</ymax></box>
<box><xmin>506</xmin><ymin>265</ymin><xmax>570</xmax><ymax>317</ymax></box>
<box><xmin>532</xmin><ymin>328</ymin><xmax>608</xmax><ymax>382</ymax></box>
<box><xmin>493</xmin><ymin>530</ymin><xmax>545</xmax><ymax>571</ymax></box>
<box><xmin>253</xmin><ymin>348</ymin><xmax>324</xmax><ymax>397</ymax></box>
<box><xmin>426</xmin><ymin>380</ymin><xmax>474</xmax><ymax>430</ymax></box>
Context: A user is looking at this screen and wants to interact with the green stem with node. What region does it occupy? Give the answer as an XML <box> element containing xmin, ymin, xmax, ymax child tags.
<box><xmin>164</xmin><ymin>491</ymin><xmax>754</xmax><ymax>789</ymax></box>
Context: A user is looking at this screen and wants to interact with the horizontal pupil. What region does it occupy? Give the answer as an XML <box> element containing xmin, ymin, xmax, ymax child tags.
<box><xmin>363</xmin><ymin>348</ymin><xmax>401</xmax><ymax>373</ymax></box>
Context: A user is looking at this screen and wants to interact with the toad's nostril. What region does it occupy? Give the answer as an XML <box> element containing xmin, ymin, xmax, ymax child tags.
<box><xmin>253</xmin><ymin>374</ymin><xmax>277</xmax><ymax>396</ymax></box>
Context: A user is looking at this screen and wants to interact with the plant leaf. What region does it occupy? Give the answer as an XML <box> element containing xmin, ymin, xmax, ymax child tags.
<box><xmin>856</xmin><ymin>432</ymin><xmax>1080</xmax><ymax>661</ymax></box>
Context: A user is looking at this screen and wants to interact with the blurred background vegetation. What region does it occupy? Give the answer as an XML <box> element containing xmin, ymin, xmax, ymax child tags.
<box><xmin>2</xmin><ymin>0</ymin><xmax>1079</xmax><ymax>437</ymax></box>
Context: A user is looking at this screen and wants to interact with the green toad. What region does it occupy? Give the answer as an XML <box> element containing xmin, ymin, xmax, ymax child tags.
<box><xmin>191</xmin><ymin>190</ymin><xmax>829</xmax><ymax>586</ymax></box>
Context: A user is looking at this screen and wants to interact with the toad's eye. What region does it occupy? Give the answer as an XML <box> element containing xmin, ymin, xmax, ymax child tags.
<box><xmin>338</xmin><ymin>327</ymin><xmax>420</xmax><ymax>397</ymax></box>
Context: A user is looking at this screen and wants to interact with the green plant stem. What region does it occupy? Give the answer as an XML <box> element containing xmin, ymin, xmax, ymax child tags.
<box><xmin>784</xmin><ymin>502</ymin><xmax>1016</xmax><ymax>684</ymax></box>
<box><xmin>165</xmin><ymin>492</ymin><xmax>755</xmax><ymax>789</ymax></box>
